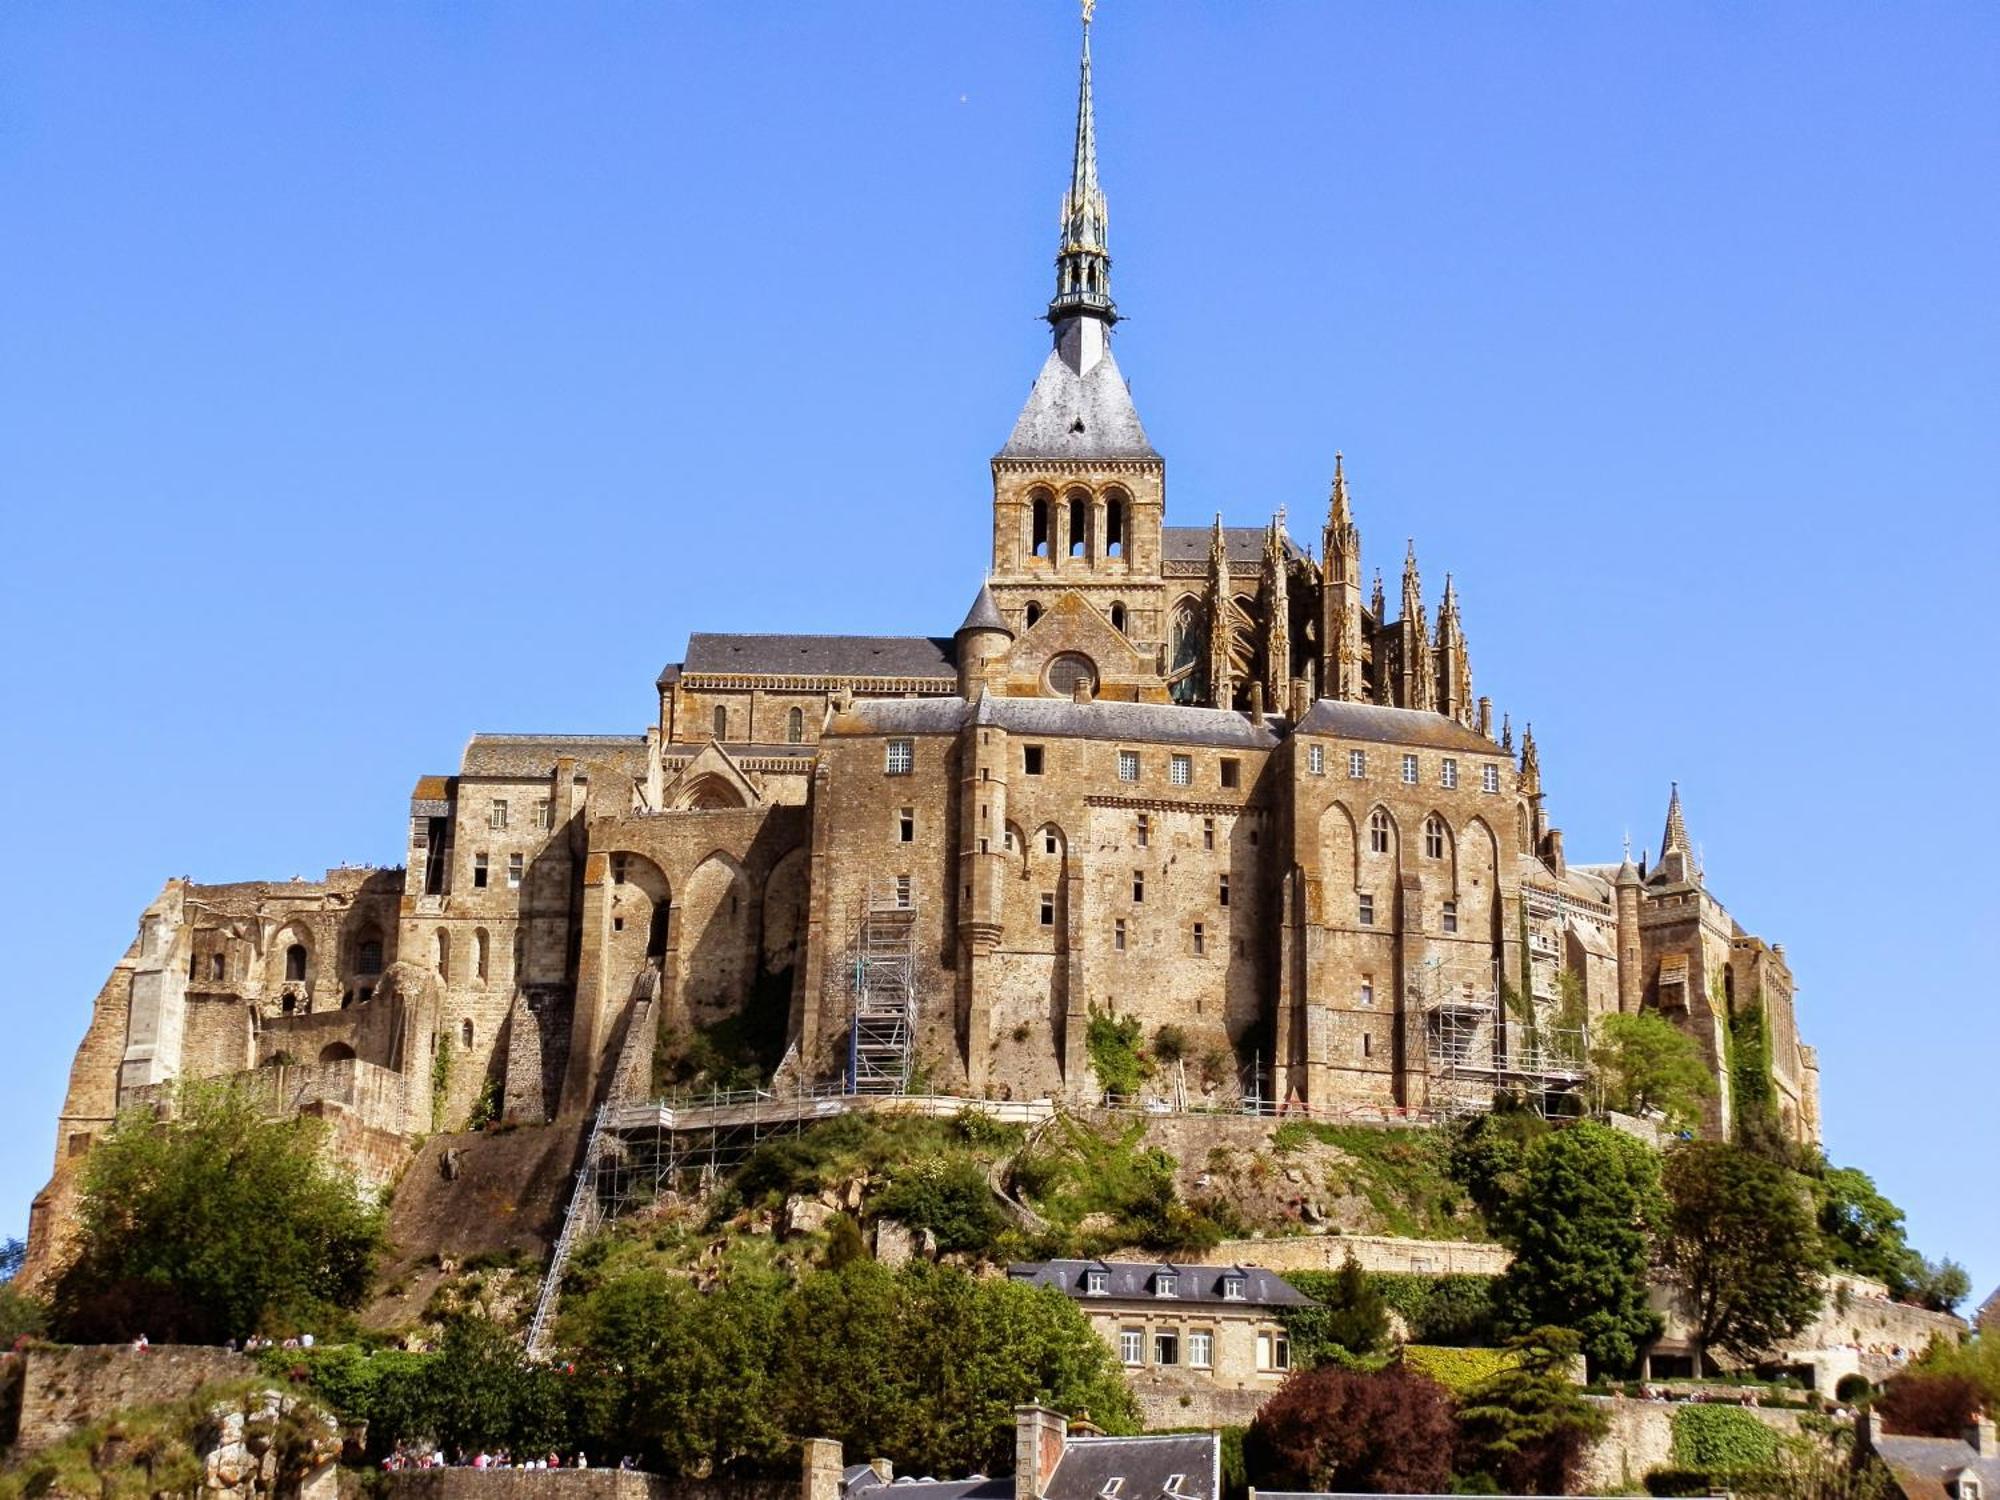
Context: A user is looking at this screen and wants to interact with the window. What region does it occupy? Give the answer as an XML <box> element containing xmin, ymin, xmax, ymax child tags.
<box><xmin>898</xmin><ymin>807</ymin><xmax>915</xmax><ymax>843</ymax></box>
<box><xmin>611</xmin><ymin>854</ymin><xmax>627</xmax><ymax>885</ymax></box>
<box><xmin>1203</xmin><ymin>817</ymin><xmax>1215</xmax><ymax>850</ymax></box>
<box><xmin>713</xmin><ymin>705</ymin><xmax>728</xmax><ymax>740</ymax></box>
<box><xmin>1118</xmin><ymin>749</ymin><xmax>1140</xmax><ymax>782</ymax></box>
<box><xmin>1369</xmin><ymin>809</ymin><xmax>1391</xmax><ymax>853</ymax></box>
<box><xmin>1106</xmin><ymin>492</ymin><xmax>1125</xmax><ymax>556</ymax></box>
<box><xmin>1119</xmin><ymin>1328</ymin><xmax>1143</xmax><ymax>1365</ymax></box>
<box><xmin>1189</xmin><ymin>1331</ymin><xmax>1213</xmax><ymax>1369</ymax></box>
<box><xmin>507</xmin><ymin>853</ymin><xmax>523</xmax><ymax>889</ymax></box>
<box><xmin>1114</xmin><ymin>919</ymin><xmax>1127</xmax><ymax>951</ymax></box>
<box><xmin>284</xmin><ymin>943</ymin><xmax>308</xmax><ymax>981</ymax></box>
<box><xmin>490</xmin><ymin>799</ymin><xmax>509</xmax><ymax>830</ymax></box>
<box><xmin>357</xmin><ymin>939</ymin><xmax>383</xmax><ymax>976</ymax></box>
<box><xmin>1024</xmin><ymin>745</ymin><xmax>1045</xmax><ymax>776</ymax></box>
<box><xmin>885</xmin><ymin>738</ymin><xmax>914</xmax><ymax>775</ymax></box>
<box><xmin>1170</xmin><ymin>753</ymin><xmax>1191</xmax><ymax>786</ymax></box>
<box><xmin>534</xmin><ymin>797</ymin><xmax>552</xmax><ymax>830</ymax></box>
<box><xmin>473</xmin><ymin>853</ymin><xmax>490</xmax><ymax>889</ymax></box>
<box><xmin>1222</xmin><ymin>1274</ymin><xmax>1246</xmax><ymax>1300</ymax></box>
<box><xmin>1032</xmin><ymin>493</ymin><xmax>1051</xmax><ymax>558</ymax></box>
<box><xmin>1069</xmin><ymin>494</ymin><xmax>1089</xmax><ymax>558</ymax></box>
<box><xmin>1220</xmin><ymin>758</ymin><xmax>1241</xmax><ymax>789</ymax></box>
<box><xmin>209</xmin><ymin>952</ymin><xmax>225</xmax><ymax>981</ymax></box>
<box><xmin>1132</xmin><ymin>870</ymin><xmax>1146</xmax><ymax>902</ymax></box>
<box><xmin>1153</xmin><ymin>1330</ymin><xmax>1180</xmax><ymax>1366</ymax></box>
<box><xmin>1085</xmin><ymin>1269</ymin><xmax>1109</xmax><ymax>1295</ymax></box>
<box><xmin>787</xmin><ymin>707</ymin><xmax>804</xmax><ymax>744</ymax></box>
<box><xmin>1442</xmin><ymin>758</ymin><xmax>1459</xmax><ymax>790</ymax></box>
<box><xmin>1136</xmin><ymin>814</ymin><xmax>1150</xmax><ymax>848</ymax></box>
<box><xmin>1442</xmin><ymin>899</ymin><xmax>1459</xmax><ymax>934</ymax></box>
<box><xmin>1025</xmin><ymin>601</ymin><xmax>1043</xmax><ymax>627</ymax></box>
<box><xmin>475</xmin><ymin>929</ymin><xmax>489</xmax><ymax>981</ymax></box>
<box><xmin>461</xmin><ymin>1018</ymin><xmax>475</xmax><ymax>1049</ymax></box>
<box><xmin>1358</xmin><ymin>893</ymin><xmax>1375</xmax><ymax>926</ymax></box>
<box><xmin>894</xmin><ymin>875</ymin><xmax>912</xmax><ymax>909</ymax></box>
<box><xmin>1308</xmin><ymin>743</ymin><xmax>1325</xmax><ymax>775</ymax></box>
<box><xmin>1218</xmin><ymin>874</ymin><xmax>1230</xmax><ymax>907</ymax></box>
<box><xmin>1362</xmin><ymin>1033</ymin><xmax>1373</xmax><ymax>1058</ymax></box>
<box><xmin>1043</xmin><ymin>828</ymin><xmax>1060</xmax><ymax>856</ymax></box>
<box><xmin>1110</xmin><ymin>602</ymin><xmax>1126</xmax><ymax>633</ymax></box>
<box><xmin>1482</xmin><ymin>763</ymin><xmax>1501</xmax><ymax>794</ymax></box>
<box><xmin>1155</xmin><ymin>1271</ymin><xmax>1178</xmax><ymax>1298</ymax></box>
<box><xmin>1348</xmin><ymin>748</ymin><xmax>1367</xmax><ymax>778</ymax></box>
<box><xmin>1257</xmin><ymin>1331</ymin><xmax>1291</xmax><ymax>1372</ymax></box>
<box><xmin>1424</xmin><ymin>815</ymin><xmax>1446</xmax><ymax>859</ymax></box>
<box><xmin>1359</xmin><ymin>976</ymin><xmax>1374</xmax><ymax>1008</ymax></box>
<box><xmin>434</xmin><ymin>929</ymin><xmax>450</xmax><ymax>980</ymax></box>
<box><xmin>1193</xmin><ymin>922</ymin><xmax>1206</xmax><ymax>956</ymax></box>
<box><xmin>1402</xmin><ymin>753</ymin><xmax>1419</xmax><ymax>785</ymax></box>
<box><xmin>1040</xmin><ymin>892</ymin><xmax>1056</xmax><ymax>926</ymax></box>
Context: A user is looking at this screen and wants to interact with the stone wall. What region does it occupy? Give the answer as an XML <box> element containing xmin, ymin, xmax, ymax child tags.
<box><xmin>386</xmin><ymin>1471</ymin><xmax>792</xmax><ymax>1500</ymax></box>
<box><xmin>15</xmin><ymin>1343</ymin><xmax>258</xmax><ymax>1454</ymax></box>
<box><xmin>1575</xmin><ymin>1396</ymin><xmax>1803</xmax><ymax>1494</ymax></box>
<box><xmin>1203</xmin><ymin>1232</ymin><xmax>1511</xmax><ymax>1277</ymax></box>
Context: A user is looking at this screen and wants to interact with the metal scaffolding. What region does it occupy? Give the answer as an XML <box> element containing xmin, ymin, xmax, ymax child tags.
<box><xmin>847</xmin><ymin>879</ymin><xmax>917</xmax><ymax>1094</ymax></box>
<box><xmin>1419</xmin><ymin>958</ymin><xmax>1589</xmax><ymax>1120</ymax></box>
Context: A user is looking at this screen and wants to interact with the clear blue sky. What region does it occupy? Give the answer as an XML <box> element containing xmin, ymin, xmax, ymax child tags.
<box><xmin>3</xmin><ymin>4</ymin><xmax>1995</xmax><ymax>1304</ymax></box>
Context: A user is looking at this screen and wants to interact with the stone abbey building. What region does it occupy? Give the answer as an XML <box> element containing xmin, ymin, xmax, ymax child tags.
<box><xmin>31</xmin><ymin>13</ymin><xmax>1818</xmax><ymax>1267</ymax></box>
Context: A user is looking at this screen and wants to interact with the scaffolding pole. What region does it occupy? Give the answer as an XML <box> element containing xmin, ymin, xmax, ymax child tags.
<box><xmin>847</xmin><ymin>879</ymin><xmax>917</xmax><ymax>1094</ymax></box>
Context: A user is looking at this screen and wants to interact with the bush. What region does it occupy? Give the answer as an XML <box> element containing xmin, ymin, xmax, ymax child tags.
<box><xmin>1670</xmin><ymin>1403</ymin><xmax>1783</xmax><ymax>1474</ymax></box>
<box><xmin>1643</xmin><ymin>1469</ymin><xmax>1718</xmax><ymax>1497</ymax></box>
<box><xmin>1399</xmin><ymin>1344</ymin><xmax>1516</xmax><ymax>1395</ymax></box>
<box><xmin>1244</xmin><ymin>1363</ymin><xmax>1457</xmax><ymax>1495</ymax></box>
<box><xmin>1280</xmin><ymin>1254</ymin><xmax>1389</xmax><ymax>1363</ymax></box>
<box><xmin>1877</xmin><ymin>1370</ymin><xmax>1987</xmax><ymax>1437</ymax></box>
<box><xmin>1086</xmin><ymin>1009</ymin><xmax>1148</xmax><ymax>1097</ymax></box>
<box><xmin>872</xmin><ymin>1158</ymin><xmax>1005</xmax><ymax>1255</ymax></box>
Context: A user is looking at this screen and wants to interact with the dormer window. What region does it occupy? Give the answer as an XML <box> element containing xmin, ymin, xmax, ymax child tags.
<box><xmin>1222</xmin><ymin>1274</ymin><xmax>1246</xmax><ymax>1301</ymax></box>
<box><xmin>1085</xmin><ymin>1269</ymin><xmax>1109</xmax><ymax>1295</ymax></box>
<box><xmin>1154</xmin><ymin>1271</ymin><xmax>1178</xmax><ymax>1298</ymax></box>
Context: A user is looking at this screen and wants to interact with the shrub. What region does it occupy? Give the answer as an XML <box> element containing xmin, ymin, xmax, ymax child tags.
<box><xmin>1670</xmin><ymin>1403</ymin><xmax>1783</xmax><ymax>1475</ymax></box>
<box><xmin>1086</xmin><ymin>1009</ymin><xmax>1148</xmax><ymax>1097</ymax></box>
<box><xmin>1244</xmin><ymin>1363</ymin><xmax>1457</xmax><ymax>1494</ymax></box>
<box><xmin>871</xmin><ymin>1158</ymin><xmax>1005</xmax><ymax>1255</ymax></box>
<box><xmin>1877</xmin><ymin>1370</ymin><xmax>1986</xmax><ymax>1437</ymax></box>
<box><xmin>1399</xmin><ymin>1344</ymin><xmax>1516</xmax><ymax>1395</ymax></box>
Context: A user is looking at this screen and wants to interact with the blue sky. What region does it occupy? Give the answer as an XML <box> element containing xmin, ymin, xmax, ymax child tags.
<box><xmin>2</xmin><ymin>3</ymin><xmax>1995</xmax><ymax>1303</ymax></box>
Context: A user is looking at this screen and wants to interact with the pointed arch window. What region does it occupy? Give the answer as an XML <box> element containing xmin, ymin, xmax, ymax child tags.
<box><xmin>713</xmin><ymin>705</ymin><xmax>728</xmax><ymax>741</ymax></box>
<box><xmin>1424</xmin><ymin>816</ymin><xmax>1447</xmax><ymax>860</ymax></box>
<box><xmin>787</xmin><ymin>706</ymin><xmax>804</xmax><ymax>744</ymax></box>
<box><xmin>1109</xmin><ymin>601</ymin><xmax>1126</xmax><ymax>633</ymax></box>
<box><xmin>1369</xmin><ymin>810</ymin><xmax>1391</xmax><ymax>854</ymax></box>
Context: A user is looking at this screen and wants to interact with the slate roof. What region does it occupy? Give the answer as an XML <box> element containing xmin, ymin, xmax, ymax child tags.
<box><xmin>844</xmin><ymin>1435</ymin><xmax>1218</xmax><ymax>1500</ymax></box>
<box><xmin>1871</xmin><ymin>1433</ymin><xmax>2000</xmax><ymax>1500</ymax></box>
<box><xmin>999</xmin><ymin>344</ymin><xmax>1157</xmax><ymax>460</ymax></box>
<box><xmin>682</xmin><ymin>633</ymin><xmax>958</xmax><ymax>679</ymax></box>
<box><xmin>460</xmin><ymin>734</ymin><xmax>648</xmax><ymax>779</ymax></box>
<box><xmin>826</xmin><ymin>695</ymin><xmax>1286</xmax><ymax>752</ymax></box>
<box><xmin>958</xmin><ymin>583</ymin><xmax>1010</xmax><ymax>636</ymax></box>
<box><xmin>1295</xmin><ymin>699</ymin><xmax>1500</xmax><ymax>754</ymax></box>
<box><xmin>1161</xmin><ymin>527</ymin><xmax>1302</xmax><ymax>567</ymax></box>
<box><xmin>1009</xmin><ymin>1260</ymin><xmax>1315</xmax><ymax>1308</ymax></box>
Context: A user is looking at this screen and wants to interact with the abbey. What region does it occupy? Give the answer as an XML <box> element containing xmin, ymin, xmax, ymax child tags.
<box><xmin>29</xmin><ymin>14</ymin><xmax>1817</xmax><ymax>1269</ymax></box>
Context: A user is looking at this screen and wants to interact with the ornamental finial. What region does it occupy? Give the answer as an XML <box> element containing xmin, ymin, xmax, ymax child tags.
<box><xmin>1082</xmin><ymin>0</ymin><xmax>1096</xmax><ymax>24</ymax></box>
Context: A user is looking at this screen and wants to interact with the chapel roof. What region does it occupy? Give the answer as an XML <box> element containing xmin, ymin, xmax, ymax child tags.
<box><xmin>1295</xmin><ymin>699</ymin><xmax>1498</xmax><ymax>754</ymax></box>
<box><xmin>681</xmin><ymin>633</ymin><xmax>958</xmax><ymax>680</ymax></box>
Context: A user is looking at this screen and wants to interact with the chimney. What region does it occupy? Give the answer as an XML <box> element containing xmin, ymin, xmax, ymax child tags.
<box><xmin>804</xmin><ymin>1438</ymin><xmax>845</xmax><ymax>1500</ymax></box>
<box><xmin>1249</xmin><ymin>681</ymin><xmax>1266</xmax><ymax>726</ymax></box>
<box><xmin>1072</xmin><ymin>677</ymin><xmax>1093</xmax><ymax>705</ymax></box>
<box><xmin>1477</xmin><ymin>696</ymin><xmax>1493</xmax><ymax>737</ymax></box>
<box><xmin>1544</xmin><ymin>828</ymin><xmax>1566</xmax><ymax>878</ymax></box>
<box><xmin>1014</xmin><ymin>1405</ymin><xmax>1068</xmax><ymax>1500</ymax></box>
<box><xmin>1968</xmin><ymin>1412</ymin><xmax>1996</xmax><ymax>1456</ymax></box>
<box><xmin>1289</xmin><ymin>678</ymin><xmax>1310</xmax><ymax>722</ymax></box>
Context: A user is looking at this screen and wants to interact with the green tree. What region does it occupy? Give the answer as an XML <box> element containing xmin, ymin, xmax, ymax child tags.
<box><xmin>1283</xmin><ymin>1252</ymin><xmax>1391</xmax><ymax>1364</ymax></box>
<box><xmin>1734</xmin><ymin>1417</ymin><xmax>1894</xmax><ymax>1500</ymax></box>
<box><xmin>372</xmin><ymin>1320</ymin><xmax>570</xmax><ymax>1455</ymax></box>
<box><xmin>1455</xmin><ymin>1327</ymin><xmax>1608</xmax><ymax>1495</ymax></box>
<box><xmin>1491</xmin><ymin>1123</ymin><xmax>1663</xmax><ymax>1374</ymax></box>
<box><xmin>1812</xmin><ymin>1164</ymin><xmax>1924</xmax><ymax>1293</ymax></box>
<box><xmin>1907</xmin><ymin>1329</ymin><xmax>2000</xmax><ymax>1413</ymax></box>
<box><xmin>1657</xmin><ymin>1141</ymin><xmax>1824</xmax><ymax>1371</ymax></box>
<box><xmin>1085</xmin><ymin>1009</ymin><xmax>1149</xmax><ymax>1097</ymax></box>
<box><xmin>49</xmin><ymin>1083</ymin><xmax>382</xmax><ymax>1343</ymax></box>
<box><xmin>873</xmin><ymin>1157</ymin><xmax>1005</xmax><ymax>1255</ymax></box>
<box><xmin>1589</xmin><ymin>1013</ymin><xmax>1713</xmax><ymax>1130</ymax></box>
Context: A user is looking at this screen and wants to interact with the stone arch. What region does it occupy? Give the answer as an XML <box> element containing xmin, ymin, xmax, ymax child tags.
<box><xmin>1364</xmin><ymin>803</ymin><xmax>1401</xmax><ymax>859</ymax></box>
<box><xmin>1108</xmin><ymin>600</ymin><xmax>1127</xmax><ymax>634</ymax></box>
<box><xmin>474</xmin><ymin>927</ymin><xmax>491</xmax><ymax>983</ymax></box>
<box><xmin>1005</xmin><ymin>820</ymin><xmax>1031</xmax><ymax>878</ymax></box>
<box><xmin>761</xmin><ymin>847</ymin><xmax>808</xmax><ymax>977</ymax></box>
<box><xmin>1459</xmin><ymin>816</ymin><xmax>1501</xmax><ymax>940</ymax></box>
<box><xmin>433</xmin><ymin>927</ymin><xmax>451</xmax><ymax>983</ymax></box>
<box><xmin>1030</xmin><ymin>489</ymin><xmax>1053</xmax><ymax>558</ymax></box>
<box><xmin>1318</xmin><ymin>801</ymin><xmax>1360</xmax><ymax>892</ymax></box>
<box><xmin>604</xmin><ymin>851</ymin><xmax>672</xmax><ymax>999</ymax></box>
<box><xmin>318</xmin><ymin>1041</ymin><xmax>356</xmax><ymax>1064</ymax></box>
<box><xmin>712</xmin><ymin>704</ymin><xmax>729</xmax><ymax>741</ymax></box>
<box><xmin>1032</xmin><ymin>821</ymin><xmax>1068</xmax><ymax>862</ymax></box>
<box><xmin>786</xmin><ymin>706</ymin><xmax>805</xmax><ymax>744</ymax></box>
<box><xmin>1103</xmin><ymin>487</ymin><xmax>1128</xmax><ymax>557</ymax></box>
<box><xmin>1420</xmin><ymin>810</ymin><xmax>1456</xmax><ymax>866</ymax></box>
<box><xmin>1515</xmin><ymin>800</ymin><xmax>1531</xmax><ymax>853</ymax></box>
<box><xmin>1025</xmin><ymin>600</ymin><xmax>1044</xmax><ymax>628</ymax></box>
<box><xmin>267</xmin><ymin>920</ymin><xmax>315</xmax><ymax>998</ymax></box>
<box><xmin>678</xmin><ymin>773</ymin><xmax>748</xmax><ymax>811</ymax></box>
<box><xmin>1065</xmin><ymin>488</ymin><xmax>1091</xmax><ymax>559</ymax></box>
<box><xmin>681</xmin><ymin>850</ymin><xmax>755</xmax><ymax>1022</ymax></box>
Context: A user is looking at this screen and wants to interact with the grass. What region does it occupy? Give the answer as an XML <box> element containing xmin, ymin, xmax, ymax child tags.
<box><xmin>1270</xmin><ymin>1121</ymin><xmax>1490</xmax><ymax>1241</ymax></box>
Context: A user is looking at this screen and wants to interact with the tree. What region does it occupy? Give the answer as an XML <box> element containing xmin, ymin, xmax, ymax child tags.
<box><xmin>1657</xmin><ymin>1142</ymin><xmax>1824</xmax><ymax>1370</ymax></box>
<box><xmin>1876</xmin><ymin>1370</ymin><xmax>1987</xmax><ymax>1438</ymax></box>
<box><xmin>1455</xmin><ymin>1327</ymin><xmax>1608</xmax><ymax>1495</ymax></box>
<box><xmin>1284</xmin><ymin>1252</ymin><xmax>1391</xmax><ymax>1364</ymax></box>
<box><xmin>1589</xmin><ymin>1013</ymin><xmax>1713</xmax><ymax>1130</ymax></box>
<box><xmin>49</xmin><ymin>1083</ymin><xmax>382</xmax><ymax>1343</ymax></box>
<box><xmin>1734</xmin><ymin>1422</ymin><xmax>1895</xmax><ymax>1500</ymax></box>
<box><xmin>1491</xmin><ymin>1123</ymin><xmax>1663</xmax><ymax>1374</ymax></box>
<box><xmin>1907</xmin><ymin>1257</ymin><xmax>1971</xmax><ymax>1315</ymax></box>
<box><xmin>1906</xmin><ymin>1328</ymin><xmax>2000</xmax><ymax>1414</ymax></box>
<box><xmin>371</xmin><ymin>1319</ymin><xmax>571</xmax><ymax>1455</ymax></box>
<box><xmin>1243</xmin><ymin>1363</ymin><xmax>1458</xmax><ymax>1495</ymax></box>
<box><xmin>1813</xmin><ymin>1165</ymin><xmax>1924</xmax><ymax>1294</ymax></box>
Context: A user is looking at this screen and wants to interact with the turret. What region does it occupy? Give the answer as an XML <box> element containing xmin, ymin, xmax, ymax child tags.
<box><xmin>1653</xmin><ymin>782</ymin><xmax>1697</xmax><ymax>886</ymax></box>
<box><xmin>1615</xmin><ymin>840</ymin><xmax>1643</xmax><ymax>1014</ymax></box>
<box><xmin>954</xmin><ymin>582</ymin><xmax>1013</xmax><ymax>698</ymax></box>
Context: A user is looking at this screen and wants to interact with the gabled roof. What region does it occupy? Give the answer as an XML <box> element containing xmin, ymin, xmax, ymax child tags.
<box><xmin>1161</xmin><ymin>527</ymin><xmax>1302</xmax><ymax>567</ymax></box>
<box><xmin>1295</xmin><ymin>700</ymin><xmax>1499</xmax><ymax>754</ymax></box>
<box><xmin>1048</xmin><ymin>1435</ymin><xmax>1218</xmax><ymax>1500</ymax></box>
<box><xmin>461</xmin><ymin>734</ymin><xmax>647</xmax><ymax>778</ymax></box>
<box><xmin>999</xmin><ymin>343</ymin><xmax>1156</xmax><ymax>460</ymax></box>
<box><xmin>1008</xmin><ymin>1260</ymin><xmax>1314</xmax><ymax>1307</ymax></box>
<box><xmin>683</xmin><ymin>633</ymin><xmax>957</xmax><ymax>680</ymax></box>
<box><xmin>1872</xmin><ymin>1433</ymin><xmax>2000</xmax><ymax>1500</ymax></box>
<box><xmin>826</xmin><ymin>695</ymin><xmax>1285</xmax><ymax>752</ymax></box>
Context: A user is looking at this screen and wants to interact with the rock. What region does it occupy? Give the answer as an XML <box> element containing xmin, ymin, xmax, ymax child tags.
<box><xmin>1077</xmin><ymin>1211</ymin><xmax>1119</xmax><ymax>1237</ymax></box>
<box><xmin>1301</xmin><ymin>1198</ymin><xmax>1326</xmax><ymax>1225</ymax></box>
<box><xmin>785</xmin><ymin>1196</ymin><xmax>836</xmax><ymax>1235</ymax></box>
<box><xmin>917</xmin><ymin>1227</ymin><xmax>939</xmax><ymax>1259</ymax></box>
<box><xmin>1283</xmin><ymin>1168</ymin><xmax>1305</xmax><ymax>1185</ymax></box>
<box><xmin>874</xmin><ymin>1217</ymin><xmax>915</xmax><ymax>1266</ymax></box>
<box><xmin>841</xmin><ymin>1176</ymin><xmax>866</xmax><ymax>1211</ymax></box>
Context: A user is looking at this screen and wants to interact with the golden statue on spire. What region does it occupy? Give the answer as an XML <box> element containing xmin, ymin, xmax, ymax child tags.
<box><xmin>1081</xmin><ymin>0</ymin><xmax>1095</xmax><ymax>25</ymax></box>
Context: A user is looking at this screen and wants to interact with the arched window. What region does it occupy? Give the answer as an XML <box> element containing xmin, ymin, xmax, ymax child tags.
<box><xmin>356</xmin><ymin>938</ymin><xmax>383</xmax><ymax>976</ymax></box>
<box><xmin>713</xmin><ymin>704</ymin><xmax>728</xmax><ymax>740</ymax></box>
<box><xmin>1369</xmin><ymin>810</ymin><xmax>1391</xmax><ymax>854</ymax></box>
<box><xmin>1105</xmin><ymin>491</ymin><xmax>1126</xmax><ymax>557</ymax></box>
<box><xmin>434</xmin><ymin>928</ymin><xmax>450</xmax><ymax>982</ymax></box>
<box><xmin>461</xmin><ymin>1019</ymin><xmax>474</xmax><ymax>1050</ymax></box>
<box><xmin>1109</xmin><ymin>602</ymin><xmax>1127</xmax><ymax>633</ymax></box>
<box><xmin>1424</xmin><ymin>816</ymin><xmax>1447</xmax><ymax>860</ymax></box>
<box><xmin>1068</xmin><ymin>494</ymin><xmax>1089</xmax><ymax>558</ymax></box>
<box><xmin>1031</xmin><ymin>493</ymin><xmax>1051</xmax><ymax>558</ymax></box>
<box><xmin>475</xmin><ymin>928</ymin><xmax>490</xmax><ymax>981</ymax></box>
<box><xmin>1025</xmin><ymin>601</ymin><xmax>1043</xmax><ymax>628</ymax></box>
<box><xmin>787</xmin><ymin>707</ymin><xmax>804</xmax><ymax>744</ymax></box>
<box><xmin>284</xmin><ymin>943</ymin><xmax>308</xmax><ymax>982</ymax></box>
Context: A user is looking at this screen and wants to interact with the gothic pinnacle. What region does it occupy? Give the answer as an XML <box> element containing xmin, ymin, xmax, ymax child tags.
<box><xmin>1048</xmin><ymin>0</ymin><xmax>1115</xmax><ymax>327</ymax></box>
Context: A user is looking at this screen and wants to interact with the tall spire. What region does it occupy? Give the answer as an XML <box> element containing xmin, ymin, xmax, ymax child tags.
<box><xmin>1661</xmin><ymin>782</ymin><xmax>1689</xmax><ymax>854</ymax></box>
<box><xmin>1049</xmin><ymin>1</ymin><xmax>1116</xmax><ymax>330</ymax></box>
<box><xmin>1206</xmin><ymin>514</ymin><xmax>1235</xmax><ymax>709</ymax></box>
